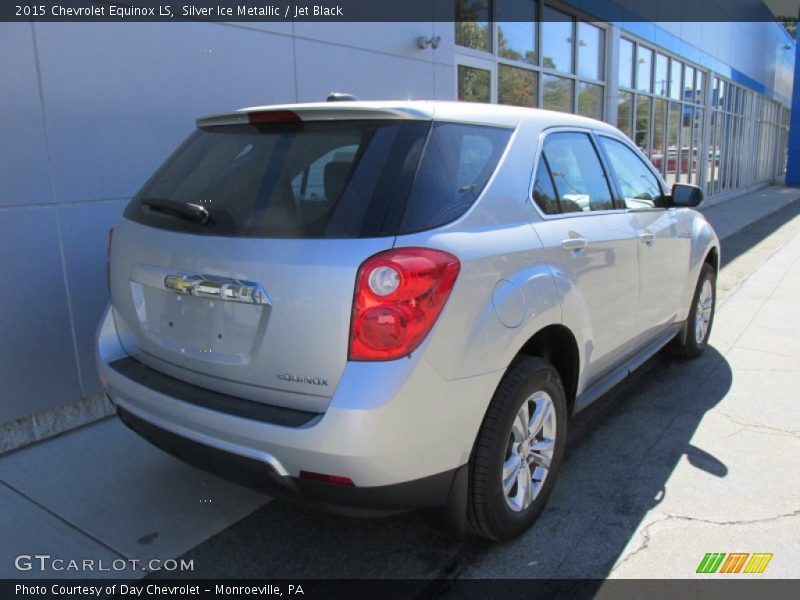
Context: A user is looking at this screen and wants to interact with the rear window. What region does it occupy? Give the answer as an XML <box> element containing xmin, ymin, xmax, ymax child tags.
<box><xmin>124</xmin><ymin>119</ymin><xmax>512</xmax><ymax>238</ymax></box>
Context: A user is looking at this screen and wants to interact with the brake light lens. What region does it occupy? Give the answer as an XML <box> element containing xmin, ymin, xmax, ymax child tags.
<box><xmin>248</xmin><ymin>110</ymin><xmax>301</xmax><ymax>124</ymax></box>
<box><xmin>349</xmin><ymin>248</ymin><xmax>460</xmax><ymax>361</ymax></box>
<box><xmin>106</xmin><ymin>227</ymin><xmax>114</xmax><ymax>291</ymax></box>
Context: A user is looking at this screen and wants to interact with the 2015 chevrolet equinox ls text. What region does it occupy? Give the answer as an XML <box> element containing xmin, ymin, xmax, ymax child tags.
<box><xmin>96</xmin><ymin>101</ymin><xmax>719</xmax><ymax>541</ymax></box>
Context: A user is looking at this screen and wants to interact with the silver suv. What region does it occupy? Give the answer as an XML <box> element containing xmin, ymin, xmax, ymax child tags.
<box><xmin>97</xmin><ymin>100</ymin><xmax>719</xmax><ymax>541</ymax></box>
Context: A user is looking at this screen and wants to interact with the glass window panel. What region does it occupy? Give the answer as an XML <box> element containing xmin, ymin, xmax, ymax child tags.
<box><xmin>577</xmin><ymin>22</ymin><xmax>604</xmax><ymax>80</ymax></box>
<box><xmin>532</xmin><ymin>158</ymin><xmax>561</xmax><ymax>214</ymax></box>
<box><xmin>619</xmin><ymin>38</ymin><xmax>634</xmax><ymax>89</ymax></box>
<box><xmin>497</xmin><ymin>0</ymin><xmax>537</xmax><ymax>64</ymax></box>
<box><xmin>455</xmin><ymin>1</ymin><xmax>492</xmax><ymax>52</ymax></box>
<box><xmin>541</xmin><ymin>6</ymin><xmax>574</xmax><ymax>73</ymax></box>
<box><xmin>692</xmin><ymin>108</ymin><xmax>704</xmax><ymax>185</ymax></box>
<box><xmin>716</xmin><ymin>79</ymin><xmax>726</xmax><ymax>108</ymax></box>
<box><xmin>498</xmin><ymin>64</ymin><xmax>537</xmax><ymax>107</ymax></box>
<box><xmin>726</xmin><ymin>85</ymin><xmax>737</xmax><ymax>112</ymax></box>
<box><xmin>636</xmin><ymin>46</ymin><xmax>653</xmax><ymax>93</ymax></box>
<box><xmin>617</xmin><ymin>91</ymin><xmax>634</xmax><ymax>139</ymax></box>
<box><xmin>652</xmin><ymin>98</ymin><xmax>667</xmax><ymax>174</ymax></box>
<box><xmin>710</xmin><ymin>110</ymin><xmax>720</xmax><ymax>191</ymax></box>
<box><xmin>670</xmin><ymin>59</ymin><xmax>682</xmax><ymax>99</ymax></box>
<box><xmin>542</xmin><ymin>74</ymin><xmax>574</xmax><ymax>113</ymax></box>
<box><xmin>599</xmin><ymin>137</ymin><xmax>663</xmax><ymax>208</ymax></box>
<box><xmin>721</xmin><ymin>114</ymin><xmax>732</xmax><ymax>189</ymax></box>
<box><xmin>695</xmin><ymin>71</ymin><xmax>705</xmax><ymax>104</ymax></box>
<box><xmin>577</xmin><ymin>82</ymin><xmax>603</xmax><ymax>119</ymax></box>
<box><xmin>654</xmin><ymin>53</ymin><xmax>669</xmax><ymax>96</ymax></box>
<box><xmin>683</xmin><ymin>66</ymin><xmax>695</xmax><ymax>103</ymax></box>
<box><xmin>635</xmin><ymin>95</ymin><xmax>652</xmax><ymax>154</ymax></box>
<box><xmin>542</xmin><ymin>132</ymin><xmax>614</xmax><ymax>212</ymax></box>
<box><xmin>666</xmin><ymin>102</ymin><xmax>681</xmax><ymax>186</ymax></box>
<box><xmin>680</xmin><ymin>104</ymin><xmax>693</xmax><ymax>181</ymax></box>
<box><xmin>457</xmin><ymin>65</ymin><xmax>491</xmax><ymax>103</ymax></box>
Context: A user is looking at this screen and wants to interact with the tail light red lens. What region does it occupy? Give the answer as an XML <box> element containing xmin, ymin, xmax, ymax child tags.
<box><xmin>349</xmin><ymin>248</ymin><xmax>460</xmax><ymax>361</ymax></box>
<box><xmin>106</xmin><ymin>227</ymin><xmax>114</xmax><ymax>291</ymax></box>
<box><xmin>299</xmin><ymin>471</ymin><xmax>355</xmax><ymax>486</ymax></box>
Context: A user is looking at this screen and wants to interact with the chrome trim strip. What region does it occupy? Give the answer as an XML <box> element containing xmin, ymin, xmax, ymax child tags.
<box><xmin>163</xmin><ymin>272</ymin><xmax>271</xmax><ymax>306</ymax></box>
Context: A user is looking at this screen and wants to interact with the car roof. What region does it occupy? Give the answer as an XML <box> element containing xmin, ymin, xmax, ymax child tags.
<box><xmin>196</xmin><ymin>100</ymin><xmax>622</xmax><ymax>135</ymax></box>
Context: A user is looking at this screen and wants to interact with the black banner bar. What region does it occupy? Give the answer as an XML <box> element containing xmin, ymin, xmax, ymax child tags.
<box><xmin>3</xmin><ymin>579</ymin><xmax>800</xmax><ymax>600</ymax></box>
<box><xmin>3</xmin><ymin>0</ymin><xmax>799</xmax><ymax>23</ymax></box>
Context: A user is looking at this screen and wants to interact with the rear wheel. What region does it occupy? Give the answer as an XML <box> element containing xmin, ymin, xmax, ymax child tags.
<box><xmin>467</xmin><ymin>357</ymin><xmax>567</xmax><ymax>541</ymax></box>
<box><xmin>669</xmin><ymin>263</ymin><xmax>716</xmax><ymax>359</ymax></box>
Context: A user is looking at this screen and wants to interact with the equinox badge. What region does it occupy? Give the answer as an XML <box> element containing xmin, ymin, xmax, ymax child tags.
<box><xmin>277</xmin><ymin>373</ymin><xmax>329</xmax><ymax>387</ymax></box>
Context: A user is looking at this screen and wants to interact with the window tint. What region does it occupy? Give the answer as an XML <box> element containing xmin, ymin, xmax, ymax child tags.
<box><xmin>541</xmin><ymin>132</ymin><xmax>614</xmax><ymax>212</ymax></box>
<box><xmin>125</xmin><ymin>119</ymin><xmax>512</xmax><ymax>238</ymax></box>
<box><xmin>399</xmin><ymin>122</ymin><xmax>512</xmax><ymax>233</ymax></box>
<box><xmin>532</xmin><ymin>157</ymin><xmax>561</xmax><ymax>215</ymax></box>
<box><xmin>125</xmin><ymin>120</ymin><xmax>429</xmax><ymax>238</ymax></box>
<box><xmin>599</xmin><ymin>137</ymin><xmax>663</xmax><ymax>209</ymax></box>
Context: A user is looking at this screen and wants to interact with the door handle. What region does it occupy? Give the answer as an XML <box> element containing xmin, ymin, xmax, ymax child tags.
<box><xmin>639</xmin><ymin>231</ymin><xmax>655</xmax><ymax>244</ymax></box>
<box><xmin>561</xmin><ymin>237</ymin><xmax>588</xmax><ymax>251</ymax></box>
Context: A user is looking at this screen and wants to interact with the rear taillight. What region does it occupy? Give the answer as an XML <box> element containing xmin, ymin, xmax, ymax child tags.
<box><xmin>349</xmin><ymin>248</ymin><xmax>460</xmax><ymax>361</ymax></box>
<box><xmin>106</xmin><ymin>227</ymin><xmax>114</xmax><ymax>291</ymax></box>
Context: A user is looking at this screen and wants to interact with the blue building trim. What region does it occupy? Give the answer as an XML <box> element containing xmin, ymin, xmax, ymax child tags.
<box><xmin>785</xmin><ymin>40</ymin><xmax>800</xmax><ymax>186</ymax></box>
<box><xmin>578</xmin><ymin>0</ymin><xmax>794</xmax><ymax>105</ymax></box>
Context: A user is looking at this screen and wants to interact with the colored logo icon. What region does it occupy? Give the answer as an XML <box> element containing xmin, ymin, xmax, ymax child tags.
<box><xmin>696</xmin><ymin>552</ymin><xmax>773</xmax><ymax>574</ymax></box>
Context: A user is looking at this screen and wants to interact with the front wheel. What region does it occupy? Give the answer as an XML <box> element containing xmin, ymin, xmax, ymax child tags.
<box><xmin>467</xmin><ymin>357</ymin><xmax>567</xmax><ymax>541</ymax></box>
<box><xmin>669</xmin><ymin>262</ymin><xmax>716</xmax><ymax>359</ymax></box>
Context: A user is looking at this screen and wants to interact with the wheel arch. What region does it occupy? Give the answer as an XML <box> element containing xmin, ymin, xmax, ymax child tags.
<box><xmin>704</xmin><ymin>245</ymin><xmax>720</xmax><ymax>274</ymax></box>
<box><xmin>515</xmin><ymin>324</ymin><xmax>580</xmax><ymax>413</ymax></box>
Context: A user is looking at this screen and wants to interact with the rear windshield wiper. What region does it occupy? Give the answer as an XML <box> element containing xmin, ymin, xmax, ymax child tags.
<box><xmin>141</xmin><ymin>198</ymin><xmax>213</xmax><ymax>225</ymax></box>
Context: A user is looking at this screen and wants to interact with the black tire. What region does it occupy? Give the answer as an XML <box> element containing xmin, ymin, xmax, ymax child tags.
<box><xmin>668</xmin><ymin>263</ymin><xmax>716</xmax><ymax>360</ymax></box>
<box><xmin>467</xmin><ymin>356</ymin><xmax>567</xmax><ymax>541</ymax></box>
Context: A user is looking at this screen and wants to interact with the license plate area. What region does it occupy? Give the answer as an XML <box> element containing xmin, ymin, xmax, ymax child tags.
<box><xmin>131</xmin><ymin>281</ymin><xmax>269</xmax><ymax>365</ymax></box>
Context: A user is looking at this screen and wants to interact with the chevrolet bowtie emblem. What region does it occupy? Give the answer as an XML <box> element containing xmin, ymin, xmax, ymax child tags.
<box><xmin>163</xmin><ymin>273</ymin><xmax>270</xmax><ymax>306</ymax></box>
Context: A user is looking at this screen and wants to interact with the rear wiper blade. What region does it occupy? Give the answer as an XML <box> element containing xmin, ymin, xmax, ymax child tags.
<box><xmin>141</xmin><ymin>198</ymin><xmax>212</xmax><ymax>225</ymax></box>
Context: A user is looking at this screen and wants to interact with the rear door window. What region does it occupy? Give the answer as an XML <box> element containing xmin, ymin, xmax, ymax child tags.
<box><xmin>532</xmin><ymin>157</ymin><xmax>562</xmax><ymax>215</ymax></box>
<box><xmin>539</xmin><ymin>132</ymin><xmax>614</xmax><ymax>213</ymax></box>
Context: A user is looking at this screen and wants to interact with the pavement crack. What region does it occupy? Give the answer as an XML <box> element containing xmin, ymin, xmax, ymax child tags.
<box><xmin>610</xmin><ymin>515</ymin><xmax>672</xmax><ymax>573</ymax></box>
<box><xmin>661</xmin><ymin>508</ymin><xmax>800</xmax><ymax>527</ymax></box>
<box><xmin>610</xmin><ymin>508</ymin><xmax>800</xmax><ymax>572</ymax></box>
<box><xmin>716</xmin><ymin>410</ymin><xmax>800</xmax><ymax>437</ymax></box>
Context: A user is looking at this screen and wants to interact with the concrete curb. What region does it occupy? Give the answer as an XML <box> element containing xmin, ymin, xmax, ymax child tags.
<box><xmin>0</xmin><ymin>393</ymin><xmax>114</xmax><ymax>455</ymax></box>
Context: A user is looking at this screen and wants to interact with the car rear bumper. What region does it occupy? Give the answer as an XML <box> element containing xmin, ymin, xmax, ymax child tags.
<box><xmin>116</xmin><ymin>404</ymin><xmax>463</xmax><ymax>514</ymax></box>
<box><xmin>96</xmin><ymin>305</ymin><xmax>501</xmax><ymax>510</ymax></box>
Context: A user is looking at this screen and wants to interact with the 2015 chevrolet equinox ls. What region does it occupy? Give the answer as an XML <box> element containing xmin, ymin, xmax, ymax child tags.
<box><xmin>97</xmin><ymin>101</ymin><xmax>719</xmax><ymax>541</ymax></box>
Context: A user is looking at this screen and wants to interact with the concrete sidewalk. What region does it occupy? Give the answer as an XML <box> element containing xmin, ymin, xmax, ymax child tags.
<box><xmin>1</xmin><ymin>185</ymin><xmax>798</xmax><ymax>580</ymax></box>
<box><xmin>606</xmin><ymin>203</ymin><xmax>800</xmax><ymax>579</ymax></box>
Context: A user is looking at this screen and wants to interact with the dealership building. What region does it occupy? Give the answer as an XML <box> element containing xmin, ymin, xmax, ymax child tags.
<box><xmin>1</xmin><ymin>1</ymin><xmax>796</xmax><ymax>447</ymax></box>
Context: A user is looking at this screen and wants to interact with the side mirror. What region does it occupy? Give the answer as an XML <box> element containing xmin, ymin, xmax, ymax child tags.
<box><xmin>670</xmin><ymin>183</ymin><xmax>704</xmax><ymax>208</ymax></box>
